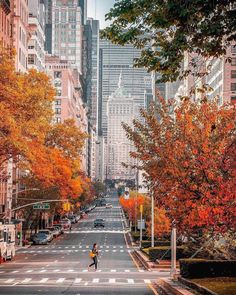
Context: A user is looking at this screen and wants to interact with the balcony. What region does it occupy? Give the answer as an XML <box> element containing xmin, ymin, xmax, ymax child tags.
<box><xmin>0</xmin><ymin>0</ymin><xmax>11</xmax><ymax>14</ymax></box>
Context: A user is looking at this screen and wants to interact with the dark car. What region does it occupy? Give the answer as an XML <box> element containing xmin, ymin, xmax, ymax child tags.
<box><xmin>94</xmin><ymin>218</ymin><xmax>105</xmax><ymax>228</ymax></box>
<box><xmin>31</xmin><ymin>233</ymin><xmax>48</xmax><ymax>245</ymax></box>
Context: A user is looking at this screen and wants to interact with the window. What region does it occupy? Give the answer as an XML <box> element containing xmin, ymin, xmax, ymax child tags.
<box><xmin>54</xmin><ymin>71</ymin><xmax>61</xmax><ymax>78</ymax></box>
<box><xmin>28</xmin><ymin>54</ymin><xmax>34</xmax><ymax>64</ymax></box>
<box><xmin>56</xmin><ymin>89</ymin><xmax>62</xmax><ymax>96</ymax></box>
<box><xmin>231</xmin><ymin>83</ymin><xmax>236</xmax><ymax>91</ymax></box>
<box><xmin>55</xmin><ymin>99</ymin><xmax>61</xmax><ymax>105</ymax></box>
<box><xmin>55</xmin><ymin>108</ymin><xmax>61</xmax><ymax>114</ymax></box>
<box><xmin>231</xmin><ymin>70</ymin><xmax>236</xmax><ymax>78</ymax></box>
<box><xmin>232</xmin><ymin>58</ymin><xmax>236</xmax><ymax>66</ymax></box>
<box><xmin>231</xmin><ymin>45</ymin><xmax>236</xmax><ymax>54</ymax></box>
<box><xmin>54</xmin><ymin>80</ymin><xmax>61</xmax><ymax>87</ymax></box>
<box><xmin>55</xmin><ymin>117</ymin><xmax>61</xmax><ymax>123</ymax></box>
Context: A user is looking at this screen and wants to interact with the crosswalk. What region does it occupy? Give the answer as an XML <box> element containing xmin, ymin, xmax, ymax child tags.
<box><xmin>0</xmin><ymin>268</ymin><xmax>147</xmax><ymax>274</ymax></box>
<box><xmin>19</xmin><ymin>249</ymin><xmax>131</xmax><ymax>254</ymax></box>
<box><xmin>0</xmin><ymin>277</ymin><xmax>154</xmax><ymax>286</ymax></box>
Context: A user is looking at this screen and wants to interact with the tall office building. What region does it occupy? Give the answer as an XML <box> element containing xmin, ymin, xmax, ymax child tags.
<box><xmin>106</xmin><ymin>74</ymin><xmax>136</xmax><ymax>180</ymax></box>
<box><xmin>99</xmin><ymin>39</ymin><xmax>165</xmax><ymax>137</ymax></box>
<box><xmin>28</xmin><ymin>0</ymin><xmax>46</xmax><ymax>71</ymax></box>
<box><xmin>45</xmin><ymin>0</ymin><xmax>83</xmax><ymax>73</ymax></box>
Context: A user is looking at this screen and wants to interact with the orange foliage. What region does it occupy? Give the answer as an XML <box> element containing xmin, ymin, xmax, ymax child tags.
<box><xmin>120</xmin><ymin>193</ymin><xmax>145</xmax><ymax>223</ymax></box>
<box><xmin>123</xmin><ymin>98</ymin><xmax>236</xmax><ymax>233</ymax></box>
<box><xmin>146</xmin><ymin>207</ymin><xmax>171</xmax><ymax>238</ymax></box>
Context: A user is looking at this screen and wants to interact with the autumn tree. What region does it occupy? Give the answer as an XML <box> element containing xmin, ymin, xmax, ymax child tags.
<box><xmin>102</xmin><ymin>0</ymin><xmax>236</xmax><ymax>82</ymax></box>
<box><xmin>0</xmin><ymin>46</ymin><xmax>88</xmax><ymax>202</ymax></box>
<box><xmin>146</xmin><ymin>208</ymin><xmax>171</xmax><ymax>239</ymax></box>
<box><xmin>122</xmin><ymin>98</ymin><xmax>236</xmax><ymax>234</ymax></box>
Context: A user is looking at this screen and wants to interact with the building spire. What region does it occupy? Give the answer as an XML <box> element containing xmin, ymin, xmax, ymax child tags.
<box><xmin>118</xmin><ymin>71</ymin><xmax>124</xmax><ymax>88</ymax></box>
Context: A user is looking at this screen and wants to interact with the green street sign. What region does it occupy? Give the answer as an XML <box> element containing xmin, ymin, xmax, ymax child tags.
<box><xmin>33</xmin><ymin>203</ymin><xmax>50</xmax><ymax>210</ymax></box>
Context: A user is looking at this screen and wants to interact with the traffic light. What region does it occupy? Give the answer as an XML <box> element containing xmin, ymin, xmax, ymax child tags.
<box><xmin>63</xmin><ymin>202</ymin><xmax>70</xmax><ymax>211</ymax></box>
<box><xmin>17</xmin><ymin>232</ymin><xmax>21</xmax><ymax>239</ymax></box>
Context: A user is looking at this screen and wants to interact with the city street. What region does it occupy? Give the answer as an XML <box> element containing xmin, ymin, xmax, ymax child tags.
<box><xmin>0</xmin><ymin>193</ymin><xmax>168</xmax><ymax>294</ymax></box>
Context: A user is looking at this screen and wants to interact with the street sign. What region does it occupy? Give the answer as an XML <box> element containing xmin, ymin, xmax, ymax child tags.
<box><xmin>33</xmin><ymin>203</ymin><xmax>50</xmax><ymax>210</ymax></box>
<box><xmin>137</xmin><ymin>219</ymin><xmax>145</xmax><ymax>230</ymax></box>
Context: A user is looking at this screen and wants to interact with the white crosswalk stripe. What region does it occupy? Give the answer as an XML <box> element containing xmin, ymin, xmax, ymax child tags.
<box><xmin>92</xmin><ymin>278</ymin><xmax>99</xmax><ymax>283</ymax></box>
<box><xmin>144</xmin><ymin>279</ymin><xmax>151</xmax><ymax>284</ymax></box>
<box><xmin>21</xmin><ymin>278</ymin><xmax>32</xmax><ymax>284</ymax></box>
<box><xmin>5</xmin><ymin>279</ymin><xmax>15</xmax><ymax>283</ymax></box>
<box><xmin>56</xmin><ymin>278</ymin><xmax>65</xmax><ymax>283</ymax></box>
<box><xmin>127</xmin><ymin>279</ymin><xmax>134</xmax><ymax>284</ymax></box>
<box><xmin>39</xmin><ymin>278</ymin><xmax>49</xmax><ymax>283</ymax></box>
<box><xmin>109</xmin><ymin>278</ymin><xmax>116</xmax><ymax>284</ymax></box>
<box><xmin>74</xmin><ymin>278</ymin><xmax>82</xmax><ymax>283</ymax></box>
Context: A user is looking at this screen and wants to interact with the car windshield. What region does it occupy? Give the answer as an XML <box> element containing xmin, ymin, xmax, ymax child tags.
<box><xmin>96</xmin><ymin>219</ymin><xmax>104</xmax><ymax>222</ymax></box>
<box><xmin>39</xmin><ymin>231</ymin><xmax>50</xmax><ymax>234</ymax></box>
<box><xmin>36</xmin><ymin>233</ymin><xmax>47</xmax><ymax>238</ymax></box>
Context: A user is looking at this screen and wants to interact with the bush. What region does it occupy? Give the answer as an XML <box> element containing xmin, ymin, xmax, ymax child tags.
<box><xmin>149</xmin><ymin>246</ymin><xmax>187</xmax><ymax>262</ymax></box>
<box><xmin>131</xmin><ymin>231</ymin><xmax>148</xmax><ymax>242</ymax></box>
<box><xmin>180</xmin><ymin>259</ymin><xmax>236</xmax><ymax>279</ymax></box>
<box><xmin>141</xmin><ymin>240</ymin><xmax>170</xmax><ymax>248</ymax></box>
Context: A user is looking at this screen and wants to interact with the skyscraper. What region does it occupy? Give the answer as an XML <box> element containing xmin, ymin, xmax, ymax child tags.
<box><xmin>99</xmin><ymin>39</ymin><xmax>165</xmax><ymax>137</ymax></box>
<box><xmin>106</xmin><ymin>73</ymin><xmax>136</xmax><ymax>180</ymax></box>
<box><xmin>45</xmin><ymin>0</ymin><xmax>83</xmax><ymax>73</ymax></box>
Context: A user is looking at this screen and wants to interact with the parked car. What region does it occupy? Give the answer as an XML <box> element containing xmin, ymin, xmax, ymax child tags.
<box><xmin>46</xmin><ymin>227</ymin><xmax>59</xmax><ymax>237</ymax></box>
<box><xmin>80</xmin><ymin>212</ymin><xmax>87</xmax><ymax>219</ymax></box>
<box><xmin>53</xmin><ymin>224</ymin><xmax>64</xmax><ymax>234</ymax></box>
<box><xmin>68</xmin><ymin>215</ymin><xmax>76</xmax><ymax>224</ymax></box>
<box><xmin>94</xmin><ymin>218</ymin><xmax>105</xmax><ymax>228</ymax></box>
<box><xmin>31</xmin><ymin>233</ymin><xmax>48</xmax><ymax>245</ymax></box>
<box><xmin>38</xmin><ymin>230</ymin><xmax>53</xmax><ymax>242</ymax></box>
<box><xmin>106</xmin><ymin>203</ymin><xmax>113</xmax><ymax>209</ymax></box>
<box><xmin>74</xmin><ymin>214</ymin><xmax>80</xmax><ymax>222</ymax></box>
<box><xmin>60</xmin><ymin>219</ymin><xmax>71</xmax><ymax>230</ymax></box>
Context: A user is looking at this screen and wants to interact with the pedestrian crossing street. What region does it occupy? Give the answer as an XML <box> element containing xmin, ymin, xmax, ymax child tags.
<box><xmin>0</xmin><ymin>276</ymin><xmax>153</xmax><ymax>286</ymax></box>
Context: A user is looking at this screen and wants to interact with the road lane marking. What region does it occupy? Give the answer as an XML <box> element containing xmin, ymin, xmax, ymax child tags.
<box><xmin>40</xmin><ymin>270</ymin><xmax>46</xmax><ymax>273</ymax></box>
<box><xmin>56</xmin><ymin>278</ymin><xmax>65</xmax><ymax>283</ymax></box>
<box><xmin>21</xmin><ymin>278</ymin><xmax>32</xmax><ymax>283</ymax></box>
<box><xmin>40</xmin><ymin>278</ymin><xmax>49</xmax><ymax>283</ymax></box>
<box><xmin>111</xmin><ymin>269</ymin><xmax>116</xmax><ymax>272</ymax></box>
<box><xmin>26</xmin><ymin>270</ymin><xmax>33</xmax><ymax>273</ymax></box>
<box><xmin>53</xmin><ymin>269</ymin><xmax>60</xmax><ymax>272</ymax></box>
<box><xmin>124</xmin><ymin>270</ymin><xmax>130</xmax><ymax>272</ymax></box>
<box><xmin>5</xmin><ymin>279</ymin><xmax>15</xmax><ymax>283</ymax></box>
<box><xmin>144</xmin><ymin>279</ymin><xmax>151</xmax><ymax>284</ymax></box>
<box><xmin>92</xmin><ymin>278</ymin><xmax>99</xmax><ymax>283</ymax></box>
<box><xmin>109</xmin><ymin>278</ymin><xmax>116</xmax><ymax>284</ymax></box>
<box><xmin>11</xmin><ymin>270</ymin><xmax>19</xmax><ymax>273</ymax></box>
<box><xmin>127</xmin><ymin>279</ymin><xmax>134</xmax><ymax>284</ymax></box>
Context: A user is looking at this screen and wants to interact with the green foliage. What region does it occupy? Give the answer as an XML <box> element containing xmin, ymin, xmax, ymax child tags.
<box><xmin>102</xmin><ymin>0</ymin><xmax>236</xmax><ymax>82</ymax></box>
<box><xmin>92</xmin><ymin>181</ymin><xmax>106</xmax><ymax>197</ymax></box>
<box><xmin>180</xmin><ymin>259</ymin><xmax>236</xmax><ymax>279</ymax></box>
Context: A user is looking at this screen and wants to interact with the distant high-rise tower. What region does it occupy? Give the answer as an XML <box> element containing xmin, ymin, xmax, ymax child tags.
<box><xmin>99</xmin><ymin>39</ymin><xmax>165</xmax><ymax>137</ymax></box>
<box><xmin>45</xmin><ymin>0</ymin><xmax>83</xmax><ymax>73</ymax></box>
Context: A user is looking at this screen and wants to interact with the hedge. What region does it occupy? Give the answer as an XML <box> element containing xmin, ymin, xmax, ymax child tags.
<box><xmin>180</xmin><ymin>259</ymin><xmax>236</xmax><ymax>279</ymax></box>
<box><xmin>148</xmin><ymin>246</ymin><xmax>187</xmax><ymax>262</ymax></box>
<box><xmin>141</xmin><ymin>240</ymin><xmax>170</xmax><ymax>248</ymax></box>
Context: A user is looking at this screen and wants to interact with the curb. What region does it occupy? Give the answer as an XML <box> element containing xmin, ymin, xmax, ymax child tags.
<box><xmin>15</xmin><ymin>244</ymin><xmax>32</xmax><ymax>252</ymax></box>
<box><xmin>178</xmin><ymin>277</ymin><xmax>218</xmax><ymax>295</ymax></box>
<box><xmin>158</xmin><ymin>278</ymin><xmax>195</xmax><ymax>295</ymax></box>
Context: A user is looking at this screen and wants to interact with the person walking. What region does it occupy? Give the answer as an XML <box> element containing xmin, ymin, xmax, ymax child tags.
<box><xmin>88</xmin><ymin>243</ymin><xmax>99</xmax><ymax>271</ymax></box>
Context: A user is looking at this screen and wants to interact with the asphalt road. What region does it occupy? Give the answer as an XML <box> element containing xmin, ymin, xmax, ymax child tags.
<box><xmin>0</xmin><ymin>192</ymin><xmax>168</xmax><ymax>294</ymax></box>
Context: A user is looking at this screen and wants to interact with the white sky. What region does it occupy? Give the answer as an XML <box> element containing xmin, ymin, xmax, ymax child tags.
<box><xmin>87</xmin><ymin>0</ymin><xmax>116</xmax><ymax>28</ymax></box>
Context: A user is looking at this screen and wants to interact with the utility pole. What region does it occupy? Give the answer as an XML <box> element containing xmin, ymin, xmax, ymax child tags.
<box><xmin>140</xmin><ymin>204</ymin><xmax>143</xmax><ymax>249</ymax></box>
<box><xmin>151</xmin><ymin>190</ymin><xmax>154</xmax><ymax>247</ymax></box>
<box><xmin>171</xmin><ymin>222</ymin><xmax>177</xmax><ymax>278</ymax></box>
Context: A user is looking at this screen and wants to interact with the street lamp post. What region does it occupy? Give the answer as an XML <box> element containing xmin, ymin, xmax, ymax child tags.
<box><xmin>151</xmin><ymin>190</ymin><xmax>154</xmax><ymax>247</ymax></box>
<box><xmin>171</xmin><ymin>221</ymin><xmax>177</xmax><ymax>278</ymax></box>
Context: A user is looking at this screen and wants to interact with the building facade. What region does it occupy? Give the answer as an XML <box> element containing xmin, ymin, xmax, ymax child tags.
<box><xmin>45</xmin><ymin>55</ymin><xmax>88</xmax><ymax>171</ymax></box>
<box><xmin>11</xmin><ymin>0</ymin><xmax>28</xmax><ymax>71</ymax></box>
<box><xmin>28</xmin><ymin>0</ymin><xmax>46</xmax><ymax>71</ymax></box>
<box><xmin>0</xmin><ymin>0</ymin><xmax>11</xmax><ymax>48</ymax></box>
<box><xmin>50</xmin><ymin>0</ymin><xmax>83</xmax><ymax>73</ymax></box>
<box><xmin>106</xmin><ymin>74</ymin><xmax>136</xmax><ymax>180</ymax></box>
<box><xmin>99</xmin><ymin>39</ymin><xmax>164</xmax><ymax>138</ymax></box>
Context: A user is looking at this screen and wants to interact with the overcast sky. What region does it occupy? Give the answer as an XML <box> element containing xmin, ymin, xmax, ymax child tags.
<box><xmin>87</xmin><ymin>0</ymin><xmax>116</xmax><ymax>28</ymax></box>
